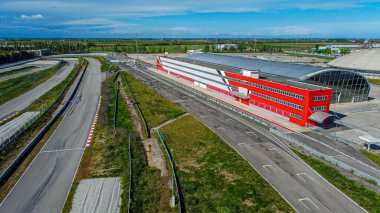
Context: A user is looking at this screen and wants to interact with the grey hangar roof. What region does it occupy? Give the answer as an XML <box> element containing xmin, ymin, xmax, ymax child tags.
<box><xmin>185</xmin><ymin>53</ymin><xmax>335</xmax><ymax>81</ymax></box>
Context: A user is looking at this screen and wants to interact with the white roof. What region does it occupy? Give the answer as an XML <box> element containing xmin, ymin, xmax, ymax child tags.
<box><xmin>359</xmin><ymin>135</ymin><xmax>380</xmax><ymax>143</ymax></box>
<box><xmin>329</xmin><ymin>48</ymin><xmax>380</xmax><ymax>72</ymax></box>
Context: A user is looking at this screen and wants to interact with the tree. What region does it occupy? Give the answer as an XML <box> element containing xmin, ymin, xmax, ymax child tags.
<box><xmin>203</xmin><ymin>45</ymin><xmax>210</xmax><ymax>52</ymax></box>
<box><xmin>184</xmin><ymin>46</ymin><xmax>187</xmax><ymax>53</ymax></box>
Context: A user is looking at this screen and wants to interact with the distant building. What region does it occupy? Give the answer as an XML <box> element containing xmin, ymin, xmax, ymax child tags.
<box><xmin>215</xmin><ymin>44</ymin><xmax>239</xmax><ymax>50</ymax></box>
<box><xmin>156</xmin><ymin>53</ymin><xmax>371</xmax><ymax>127</ymax></box>
<box><xmin>187</xmin><ymin>49</ymin><xmax>203</xmax><ymax>54</ymax></box>
<box><xmin>325</xmin><ymin>44</ymin><xmax>361</xmax><ymax>53</ymax></box>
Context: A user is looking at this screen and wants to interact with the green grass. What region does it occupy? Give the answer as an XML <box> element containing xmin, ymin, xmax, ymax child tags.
<box><xmin>0</xmin><ymin>60</ymin><xmax>85</xmax><ymax>203</ymax></box>
<box><xmin>293</xmin><ymin>148</ymin><xmax>380</xmax><ymax>213</ymax></box>
<box><xmin>0</xmin><ymin>66</ymin><xmax>37</xmax><ymax>77</ymax></box>
<box><xmin>22</xmin><ymin>60</ymin><xmax>84</xmax><ymax>112</ymax></box>
<box><xmin>359</xmin><ymin>150</ymin><xmax>380</xmax><ymax>167</ymax></box>
<box><xmin>64</xmin><ymin>74</ymin><xmax>174</xmax><ymax>213</ymax></box>
<box><xmin>121</xmin><ymin>72</ymin><xmax>185</xmax><ymax>128</ymax></box>
<box><xmin>95</xmin><ymin>56</ymin><xmax>118</xmax><ymax>72</ymax></box>
<box><xmin>63</xmin><ymin>74</ymin><xmax>131</xmax><ymax>212</ymax></box>
<box><xmin>368</xmin><ymin>79</ymin><xmax>380</xmax><ymax>85</ymax></box>
<box><xmin>160</xmin><ymin>115</ymin><xmax>294</xmax><ymax>212</ymax></box>
<box><xmin>0</xmin><ymin>63</ymin><xmax>62</xmax><ymax>105</ymax></box>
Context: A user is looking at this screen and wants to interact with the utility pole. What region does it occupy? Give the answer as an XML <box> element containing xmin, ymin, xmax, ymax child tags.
<box><xmin>135</xmin><ymin>33</ymin><xmax>139</xmax><ymax>63</ymax></box>
<box><xmin>253</xmin><ymin>37</ymin><xmax>257</xmax><ymax>56</ymax></box>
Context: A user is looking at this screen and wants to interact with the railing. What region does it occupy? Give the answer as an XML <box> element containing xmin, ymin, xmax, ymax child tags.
<box><xmin>0</xmin><ymin>111</ymin><xmax>42</xmax><ymax>150</ymax></box>
<box><xmin>0</xmin><ymin>59</ymin><xmax>88</xmax><ymax>185</ymax></box>
<box><xmin>0</xmin><ymin>60</ymin><xmax>66</xmax><ymax>97</ymax></box>
<box><xmin>0</xmin><ymin>60</ymin><xmax>85</xmax><ymax>152</ymax></box>
<box><xmin>127</xmin><ymin>133</ymin><xmax>133</xmax><ymax>213</ymax></box>
<box><xmin>121</xmin><ymin>72</ymin><xmax>150</xmax><ymax>138</ymax></box>
<box><xmin>156</xmin><ymin>130</ymin><xmax>184</xmax><ymax>213</ymax></box>
<box><xmin>129</xmin><ymin>63</ymin><xmax>380</xmax><ymax>186</ymax></box>
<box><xmin>270</xmin><ymin>128</ymin><xmax>380</xmax><ymax>186</ymax></box>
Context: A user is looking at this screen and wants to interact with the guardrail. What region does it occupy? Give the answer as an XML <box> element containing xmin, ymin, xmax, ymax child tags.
<box><xmin>127</xmin><ymin>134</ymin><xmax>133</xmax><ymax>213</ymax></box>
<box><xmin>0</xmin><ymin>60</ymin><xmax>84</xmax><ymax>152</ymax></box>
<box><xmin>114</xmin><ymin>81</ymin><xmax>120</xmax><ymax>132</ymax></box>
<box><xmin>121</xmin><ymin>72</ymin><xmax>150</xmax><ymax>138</ymax></box>
<box><xmin>270</xmin><ymin>128</ymin><xmax>380</xmax><ymax>186</ymax></box>
<box><xmin>0</xmin><ymin>60</ymin><xmax>66</xmax><ymax>97</ymax></box>
<box><xmin>0</xmin><ymin>111</ymin><xmax>42</xmax><ymax>150</ymax></box>
<box><xmin>128</xmin><ymin>63</ymin><xmax>380</xmax><ymax>187</ymax></box>
<box><xmin>156</xmin><ymin>130</ymin><xmax>184</xmax><ymax>213</ymax></box>
<box><xmin>133</xmin><ymin>66</ymin><xmax>281</xmax><ymax>132</ymax></box>
<box><xmin>0</xmin><ymin>59</ymin><xmax>88</xmax><ymax>185</ymax></box>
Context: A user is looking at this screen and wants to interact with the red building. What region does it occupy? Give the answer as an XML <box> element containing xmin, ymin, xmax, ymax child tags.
<box><xmin>156</xmin><ymin>54</ymin><xmax>334</xmax><ymax>127</ymax></box>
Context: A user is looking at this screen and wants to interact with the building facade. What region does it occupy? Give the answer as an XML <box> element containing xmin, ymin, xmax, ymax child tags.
<box><xmin>156</xmin><ymin>56</ymin><xmax>332</xmax><ymax>127</ymax></box>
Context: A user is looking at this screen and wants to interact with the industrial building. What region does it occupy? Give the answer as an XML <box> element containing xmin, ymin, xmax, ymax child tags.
<box><xmin>155</xmin><ymin>53</ymin><xmax>371</xmax><ymax>127</ymax></box>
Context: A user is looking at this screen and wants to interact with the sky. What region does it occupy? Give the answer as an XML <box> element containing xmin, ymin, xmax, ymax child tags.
<box><xmin>0</xmin><ymin>0</ymin><xmax>380</xmax><ymax>38</ymax></box>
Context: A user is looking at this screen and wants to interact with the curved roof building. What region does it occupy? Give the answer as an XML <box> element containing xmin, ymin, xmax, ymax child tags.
<box><xmin>328</xmin><ymin>48</ymin><xmax>380</xmax><ymax>79</ymax></box>
<box><xmin>186</xmin><ymin>53</ymin><xmax>370</xmax><ymax>103</ymax></box>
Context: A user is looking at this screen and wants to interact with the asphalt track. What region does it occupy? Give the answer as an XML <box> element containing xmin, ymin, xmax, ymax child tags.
<box><xmin>0</xmin><ymin>58</ymin><xmax>103</xmax><ymax>213</ymax></box>
<box><xmin>0</xmin><ymin>65</ymin><xmax>52</xmax><ymax>82</ymax></box>
<box><xmin>0</xmin><ymin>60</ymin><xmax>77</xmax><ymax>121</ymax></box>
<box><xmin>115</xmin><ymin>61</ymin><xmax>365</xmax><ymax>213</ymax></box>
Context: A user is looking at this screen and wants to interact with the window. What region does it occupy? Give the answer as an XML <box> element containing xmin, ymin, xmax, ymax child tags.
<box><xmin>290</xmin><ymin>113</ymin><xmax>303</xmax><ymax>120</ymax></box>
<box><xmin>312</xmin><ymin>106</ymin><xmax>326</xmax><ymax>111</ymax></box>
<box><xmin>251</xmin><ymin>92</ymin><xmax>304</xmax><ymax>111</ymax></box>
<box><xmin>313</xmin><ymin>96</ymin><xmax>328</xmax><ymax>101</ymax></box>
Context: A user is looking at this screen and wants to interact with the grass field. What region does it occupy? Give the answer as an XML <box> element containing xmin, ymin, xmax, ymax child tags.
<box><xmin>160</xmin><ymin>115</ymin><xmax>294</xmax><ymax>212</ymax></box>
<box><xmin>63</xmin><ymin>75</ymin><xmax>131</xmax><ymax>212</ymax></box>
<box><xmin>293</xmin><ymin>148</ymin><xmax>380</xmax><ymax>213</ymax></box>
<box><xmin>368</xmin><ymin>79</ymin><xmax>380</xmax><ymax>85</ymax></box>
<box><xmin>64</xmin><ymin>74</ymin><xmax>173</xmax><ymax>212</ymax></box>
<box><xmin>95</xmin><ymin>56</ymin><xmax>118</xmax><ymax>72</ymax></box>
<box><xmin>0</xmin><ymin>63</ymin><xmax>62</xmax><ymax>105</ymax></box>
<box><xmin>0</xmin><ymin>66</ymin><xmax>37</xmax><ymax>77</ymax></box>
<box><xmin>359</xmin><ymin>150</ymin><xmax>380</xmax><ymax>167</ymax></box>
<box><xmin>121</xmin><ymin>72</ymin><xmax>184</xmax><ymax>128</ymax></box>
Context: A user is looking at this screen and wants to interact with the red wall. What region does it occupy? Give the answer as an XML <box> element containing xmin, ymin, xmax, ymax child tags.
<box><xmin>223</xmin><ymin>71</ymin><xmax>331</xmax><ymax>127</ymax></box>
<box><xmin>157</xmin><ymin>57</ymin><xmax>332</xmax><ymax>127</ymax></box>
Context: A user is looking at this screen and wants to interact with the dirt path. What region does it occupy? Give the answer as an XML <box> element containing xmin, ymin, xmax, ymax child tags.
<box><xmin>119</xmin><ymin>78</ymin><xmax>168</xmax><ymax>176</ymax></box>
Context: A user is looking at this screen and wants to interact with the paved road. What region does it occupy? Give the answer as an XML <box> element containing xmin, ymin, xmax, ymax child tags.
<box><xmin>0</xmin><ymin>65</ymin><xmax>52</xmax><ymax>82</ymax></box>
<box><xmin>116</xmin><ymin>61</ymin><xmax>365</xmax><ymax>213</ymax></box>
<box><xmin>0</xmin><ymin>60</ymin><xmax>77</xmax><ymax>121</ymax></box>
<box><xmin>0</xmin><ymin>58</ymin><xmax>103</xmax><ymax>213</ymax></box>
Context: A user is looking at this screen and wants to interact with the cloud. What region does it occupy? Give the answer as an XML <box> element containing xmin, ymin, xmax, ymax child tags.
<box><xmin>2</xmin><ymin>0</ymin><xmax>377</xmax><ymax>18</ymax></box>
<box><xmin>19</xmin><ymin>14</ymin><xmax>44</xmax><ymax>20</ymax></box>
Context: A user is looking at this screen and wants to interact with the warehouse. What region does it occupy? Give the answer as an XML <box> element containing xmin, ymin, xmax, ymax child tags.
<box><xmin>156</xmin><ymin>54</ymin><xmax>337</xmax><ymax>127</ymax></box>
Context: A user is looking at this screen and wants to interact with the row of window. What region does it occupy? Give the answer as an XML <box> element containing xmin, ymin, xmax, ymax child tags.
<box><xmin>251</xmin><ymin>91</ymin><xmax>304</xmax><ymax>111</ymax></box>
<box><xmin>313</xmin><ymin>95</ymin><xmax>328</xmax><ymax>101</ymax></box>
<box><xmin>249</xmin><ymin>83</ymin><xmax>305</xmax><ymax>100</ymax></box>
<box><xmin>290</xmin><ymin>113</ymin><xmax>303</xmax><ymax>120</ymax></box>
<box><xmin>312</xmin><ymin>106</ymin><xmax>326</xmax><ymax>111</ymax></box>
<box><xmin>163</xmin><ymin>59</ymin><xmax>305</xmax><ymax>101</ymax></box>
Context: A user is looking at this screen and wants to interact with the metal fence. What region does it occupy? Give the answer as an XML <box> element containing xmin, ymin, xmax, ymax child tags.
<box><xmin>0</xmin><ymin>60</ymin><xmax>88</xmax><ymax>185</ymax></box>
<box><xmin>127</xmin><ymin>134</ymin><xmax>133</xmax><ymax>213</ymax></box>
<box><xmin>121</xmin><ymin>72</ymin><xmax>150</xmax><ymax>138</ymax></box>
<box><xmin>156</xmin><ymin>130</ymin><xmax>184</xmax><ymax>213</ymax></box>
<box><xmin>270</xmin><ymin>128</ymin><xmax>380</xmax><ymax>186</ymax></box>
<box><xmin>131</xmin><ymin>64</ymin><xmax>380</xmax><ymax>186</ymax></box>
<box><xmin>0</xmin><ymin>60</ymin><xmax>84</xmax><ymax>152</ymax></box>
<box><xmin>137</xmin><ymin>67</ymin><xmax>281</xmax><ymax>131</ymax></box>
<box><xmin>0</xmin><ymin>60</ymin><xmax>66</xmax><ymax>97</ymax></box>
<box><xmin>0</xmin><ymin>111</ymin><xmax>42</xmax><ymax>150</ymax></box>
